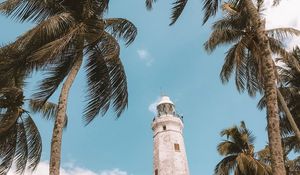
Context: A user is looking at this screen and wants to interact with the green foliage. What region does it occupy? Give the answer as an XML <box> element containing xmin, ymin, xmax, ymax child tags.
<box><xmin>204</xmin><ymin>1</ymin><xmax>300</xmax><ymax>97</ymax></box>
<box><xmin>145</xmin><ymin>0</ymin><xmax>188</xmax><ymax>25</ymax></box>
<box><xmin>0</xmin><ymin>0</ymin><xmax>137</xmax><ymax>123</ymax></box>
<box><xmin>215</xmin><ymin>121</ymin><xmax>271</xmax><ymax>175</ymax></box>
<box><xmin>0</xmin><ymin>46</ymin><xmax>42</xmax><ymax>174</ymax></box>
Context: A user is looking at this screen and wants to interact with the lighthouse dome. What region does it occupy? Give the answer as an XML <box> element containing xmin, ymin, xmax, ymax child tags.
<box><xmin>157</xmin><ymin>96</ymin><xmax>174</xmax><ymax>106</ymax></box>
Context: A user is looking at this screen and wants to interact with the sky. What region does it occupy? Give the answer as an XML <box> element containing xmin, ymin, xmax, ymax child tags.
<box><xmin>1</xmin><ymin>0</ymin><xmax>300</xmax><ymax>175</ymax></box>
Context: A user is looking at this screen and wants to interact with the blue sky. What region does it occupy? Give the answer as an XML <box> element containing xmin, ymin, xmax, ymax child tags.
<box><xmin>1</xmin><ymin>0</ymin><xmax>300</xmax><ymax>174</ymax></box>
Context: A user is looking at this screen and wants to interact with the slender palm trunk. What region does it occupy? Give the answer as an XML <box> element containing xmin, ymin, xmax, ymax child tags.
<box><xmin>277</xmin><ymin>89</ymin><xmax>300</xmax><ymax>141</ymax></box>
<box><xmin>243</xmin><ymin>0</ymin><xmax>286</xmax><ymax>174</ymax></box>
<box><xmin>49</xmin><ymin>51</ymin><xmax>83</xmax><ymax>175</ymax></box>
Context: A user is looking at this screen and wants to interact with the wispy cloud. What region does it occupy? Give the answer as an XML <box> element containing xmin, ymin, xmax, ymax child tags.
<box><xmin>264</xmin><ymin>0</ymin><xmax>300</xmax><ymax>49</ymax></box>
<box><xmin>137</xmin><ymin>49</ymin><xmax>154</xmax><ymax>66</ymax></box>
<box><xmin>8</xmin><ymin>161</ymin><xmax>129</xmax><ymax>175</ymax></box>
<box><xmin>148</xmin><ymin>97</ymin><xmax>161</xmax><ymax>115</ymax></box>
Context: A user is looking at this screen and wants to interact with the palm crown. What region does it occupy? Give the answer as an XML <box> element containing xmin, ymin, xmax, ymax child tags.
<box><xmin>215</xmin><ymin>121</ymin><xmax>271</xmax><ymax>175</ymax></box>
<box><xmin>204</xmin><ymin>1</ymin><xmax>300</xmax><ymax>97</ymax></box>
<box><xmin>0</xmin><ymin>0</ymin><xmax>137</xmax><ymax>123</ymax></box>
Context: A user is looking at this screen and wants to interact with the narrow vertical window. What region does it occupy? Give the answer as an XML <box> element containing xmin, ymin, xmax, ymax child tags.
<box><xmin>163</xmin><ymin>125</ymin><xmax>166</xmax><ymax>130</ymax></box>
<box><xmin>155</xmin><ymin>169</ymin><xmax>158</xmax><ymax>175</ymax></box>
<box><xmin>174</xmin><ymin>143</ymin><xmax>180</xmax><ymax>152</ymax></box>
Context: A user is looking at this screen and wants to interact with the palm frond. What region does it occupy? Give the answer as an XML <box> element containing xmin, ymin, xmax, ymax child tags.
<box><xmin>105</xmin><ymin>18</ymin><xmax>137</xmax><ymax>46</ymax></box>
<box><xmin>204</xmin><ymin>28</ymin><xmax>243</xmax><ymax>53</ymax></box>
<box><xmin>145</xmin><ymin>0</ymin><xmax>156</xmax><ymax>10</ymax></box>
<box><xmin>10</xmin><ymin>12</ymin><xmax>75</xmax><ymax>72</ymax></box>
<box><xmin>203</xmin><ymin>0</ymin><xmax>219</xmax><ymax>24</ymax></box>
<box><xmin>214</xmin><ymin>155</ymin><xmax>237</xmax><ymax>175</ymax></box>
<box><xmin>13</xmin><ymin>12</ymin><xmax>74</xmax><ymax>52</ymax></box>
<box><xmin>29</xmin><ymin>99</ymin><xmax>68</xmax><ymax>128</ymax></box>
<box><xmin>23</xmin><ymin>115</ymin><xmax>42</xmax><ymax>171</ymax></box>
<box><xmin>32</xmin><ymin>52</ymin><xmax>77</xmax><ymax>104</ymax></box>
<box><xmin>217</xmin><ymin>141</ymin><xmax>242</xmax><ymax>156</ymax></box>
<box><xmin>0</xmin><ymin>0</ymin><xmax>63</xmax><ymax>22</ymax></box>
<box><xmin>284</xmin><ymin>136</ymin><xmax>300</xmax><ymax>153</ymax></box>
<box><xmin>84</xmin><ymin>32</ymin><xmax>128</xmax><ymax>124</ymax></box>
<box><xmin>169</xmin><ymin>0</ymin><xmax>188</xmax><ymax>25</ymax></box>
<box><xmin>212</xmin><ymin>14</ymin><xmax>247</xmax><ymax>31</ymax></box>
<box><xmin>84</xmin><ymin>46</ymin><xmax>111</xmax><ymax>124</ymax></box>
<box><xmin>234</xmin><ymin>42</ymin><xmax>247</xmax><ymax>94</ymax></box>
<box><xmin>14</xmin><ymin>120</ymin><xmax>28</xmax><ymax>174</ymax></box>
<box><xmin>109</xmin><ymin>58</ymin><xmax>128</xmax><ymax>118</ymax></box>
<box><xmin>0</xmin><ymin>125</ymin><xmax>17</xmax><ymax>174</ymax></box>
<box><xmin>82</xmin><ymin>0</ymin><xmax>109</xmax><ymax>17</ymax></box>
<box><xmin>27</xmin><ymin>25</ymin><xmax>80</xmax><ymax>66</ymax></box>
<box><xmin>267</xmin><ymin>28</ymin><xmax>300</xmax><ymax>42</ymax></box>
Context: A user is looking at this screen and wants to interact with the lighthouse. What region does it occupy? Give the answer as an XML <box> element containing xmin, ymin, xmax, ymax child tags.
<box><xmin>152</xmin><ymin>96</ymin><xmax>190</xmax><ymax>175</ymax></box>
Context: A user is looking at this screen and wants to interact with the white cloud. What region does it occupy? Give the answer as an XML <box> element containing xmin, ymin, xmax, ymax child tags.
<box><xmin>148</xmin><ymin>97</ymin><xmax>161</xmax><ymax>115</ymax></box>
<box><xmin>99</xmin><ymin>169</ymin><xmax>128</xmax><ymax>175</ymax></box>
<box><xmin>264</xmin><ymin>0</ymin><xmax>300</xmax><ymax>49</ymax></box>
<box><xmin>137</xmin><ymin>49</ymin><xmax>154</xmax><ymax>66</ymax></box>
<box><xmin>8</xmin><ymin>161</ymin><xmax>128</xmax><ymax>175</ymax></box>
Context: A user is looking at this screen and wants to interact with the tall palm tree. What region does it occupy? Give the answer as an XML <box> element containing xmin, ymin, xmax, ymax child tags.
<box><xmin>146</xmin><ymin>0</ymin><xmax>298</xmax><ymax>173</ymax></box>
<box><xmin>0</xmin><ymin>1</ymin><xmax>137</xmax><ymax>174</ymax></box>
<box><xmin>258</xmin><ymin>47</ymin><xmax>300</xmax><ymax>141</ymax></box>
<box><xmin>203</xmin><ymin>1</ymin><xmax>300</xmax><ymax>174</ymax></box>
<box><xmin>215</xmin><ymin>121</ymin><xmax>271</xmax><ymax>175</ymax></box>
<box><xmin>0</xmin><ymin>45</ymin><xmax>66</xmax><ymax>175</ymax></box>
<box><xmin>278</xmin><ymin>47</ymin><xmax>300</xmax><ymax>134</ymax></box>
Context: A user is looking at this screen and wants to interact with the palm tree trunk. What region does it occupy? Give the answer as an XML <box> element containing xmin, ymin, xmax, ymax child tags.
<box><xmin>49</xmin><ymin>51</ymin><xmax>83</xmax><ymax>175</ymax></box>
<box><xmin>243</xmin><ymin>0</ymin><xmax>286</xmax><ymax>174</ymax></box>
<box><xmin>277</xmin><ymin>89</ymin><xmax>300</xmax><ymax>141</ymax></box>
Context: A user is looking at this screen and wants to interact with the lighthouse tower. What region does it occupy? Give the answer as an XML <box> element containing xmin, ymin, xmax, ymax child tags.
<box><xmin>152</xmin><ymin>96</ymin><xmax>190</xmax><ymax>175</ymax></box>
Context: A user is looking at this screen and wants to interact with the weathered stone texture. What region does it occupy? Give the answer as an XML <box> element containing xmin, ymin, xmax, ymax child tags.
<box><xmin>152</xmin><ymin>115</ymin><xmax>190</xmax><ymax>175</ymax></box>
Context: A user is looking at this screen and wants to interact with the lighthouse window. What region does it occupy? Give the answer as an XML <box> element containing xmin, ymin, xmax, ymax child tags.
<box><xmin>174</xmin><ymin>143</ymin><xmax>180</xmax><ymax>152</ymax></box>
<box><xmin>155</xmin><ymin>169</ymin><xmax>158</xmax><ymax>175</ymax></box>
<box><xmin>163</xmin><ymin>125</ymin><xmax>166</xmax><ymax>130</ymax></box>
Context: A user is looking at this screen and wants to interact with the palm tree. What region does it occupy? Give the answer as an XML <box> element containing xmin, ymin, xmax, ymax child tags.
<box><xmin>258</xmin><ymin>47</ymin><xmax>300</xmax><ymax>141</ymax></box>
<box><xmin>215</xmin><ymin>121</ymin><xmax>271</xmax><ymax>175</ymax></box>
<box><xmin>257</xmin><ymin>142</ymin><xmax>300</xmax><ymax>175</ymax></box>
<box><xmin>278</xmin><ymin>47</ymin><xmax>300</xmax><ymax>135</ymax></box>
<box><xmin>203</xmin><ymin>1</ymin><xmax>300</xmax><ymax>174</ymax></box>
<box><xmin>0</xmin><ymin>45</ymin><xmax>65</xmax><ymax>175</ymax></box>
<box><xmin>145</xmin><ymin>0</ymin><xmax>298</xmax><ymax>173</ymax></box>
<box><xmin>0</xmin><ymin>1</ymin><xmax>137</xmax><ymax>174</ymax></box>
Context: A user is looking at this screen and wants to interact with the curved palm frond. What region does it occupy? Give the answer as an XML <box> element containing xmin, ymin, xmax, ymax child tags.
<box><xmin>105</xmin><ymin>18</ymin><xmax>138</xmax><ymax>46</ymax></box>
<box><xmin>29</xmin><ymin>99</ymin><xmax>68</xmax><ymax>128</ymax></box>
<box><xmin>169</xmin><ymin>0</ymin><xmax>188</xmax><ymax>25</ymax></box>
<box><xmin>30</xmin><ymin>25</ymin><xmax>82</xmax><ymax>103</ymax></box>
<box><xmin>217</xmin><ymin>141</ymin><xmax>242</xmax><ymax>156</ymax></box>
<box><xmin>267</xmin><ymin>28</ymin><xmax>300</xmax><ymax>42</ymax></box>
<box><xmin>32</xmin><ymin>52</ymin><xmax>77</xmax><ymax>104</ymax></box>
<box><xmin>14</xmin><ymin>12</ymin><xmax>74</xmax><ymax>52</ymax></box>
<box><xmin>204</xmin><ymin>28</ymin><xmax>243</xmax><ymax>53</ymax></box>
<box><xmin>0</xmin><ymin>0</ymin><xmax>63</xmax><ymax>22</ymax></box>
<box><xmin>22</xmin><ymin>115</ymin><xmax>42</xmax><ymax>171</ymax></box>
<box><xmin>203</xmin><ymin>0</ymin><xmax>220</xmax><ymax>24</ymax></box>
<box><xmin>0</xmin><ymin>124</ymin><xmax>17</xmax><ymax>174</ymax></box>
<box><xmin>145</xmin><ymin>0</ymin><xmax>187</xmax><ymax>25</ymax></box>
<box><xmin>84</xmin><ymin>32</ymin><xmax>127</xmax><ymax>124</ymax></box>
<box><xmin>214</xmin><ymin>155</ymin><xmax>237</xmax><ymax>175</ymax></box>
